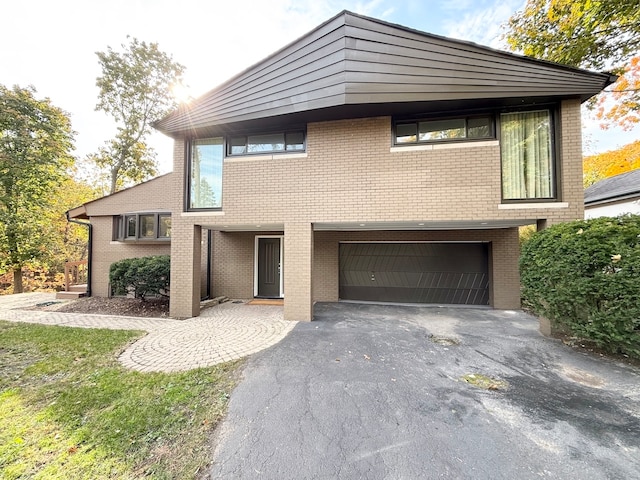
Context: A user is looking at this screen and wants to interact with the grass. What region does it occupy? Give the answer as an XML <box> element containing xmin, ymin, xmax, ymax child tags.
<box><xmin>0</xmin><ymin>321</ymin><xmax>241</xmax><ymax>479</ymax></box>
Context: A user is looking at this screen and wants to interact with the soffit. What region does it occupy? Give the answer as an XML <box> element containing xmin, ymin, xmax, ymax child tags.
<box><xmin>201</xmin><ymin>220</ymin><xmax>534</xmax><ymax>232</ymax></box>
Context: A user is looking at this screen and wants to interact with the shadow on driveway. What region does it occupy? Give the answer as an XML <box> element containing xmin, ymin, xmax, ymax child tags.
<box><xmin>209</xmin><ymin>303</ymin><xmax>640</xmax><ymax>480</ymax></box>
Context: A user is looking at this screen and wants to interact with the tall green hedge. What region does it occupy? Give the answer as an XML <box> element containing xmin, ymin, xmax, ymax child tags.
<box><xmin>109</xmin><ymin>255</ymin><xmax>170</xmax><ymax>300</ymax></box>
<box><xmin>520</xmin><ymin>215</ymin><xmax>640</xmax><ymax>359</ymax></box>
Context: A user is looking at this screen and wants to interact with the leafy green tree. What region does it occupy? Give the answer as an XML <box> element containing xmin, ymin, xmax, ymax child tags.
<box><xmin>505</xmin><ymin>0</ymin><xmax>640</xmax><ymax>129</ymax></box>
<box><xmin>505</xmin><ymin>0</ymin><xmax>640</xmax><ymax>70</ymax></box>
<box><xmin>49</xmin><ymin>175</ymin><xmax>97</xmax><ymax>269</ymax></box>
<box><xmin>0</xmin><ymin>85</ymin><xmax>75</xmax><ymax>293</ymax></box>
<box><xmin>94</xmin><ymin>37</ymin><xmax>185</xmax><ymax>193</ymax></box>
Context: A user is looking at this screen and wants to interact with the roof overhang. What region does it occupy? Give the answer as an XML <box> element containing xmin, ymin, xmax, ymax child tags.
<box><xmin>154</xmin><ymin>10</ymin><xmax>615</xmax><ymax>140</ymax></box>
<box><xmin>158</xmin><ymin>95</ymin><xmax>583</xmax><ymax>140</ymax></box>
<box><xmin>202</xmin><ymin>220</ymin><xmax>534</xmax><ymax>232</ymax></box>
<box><xmin>67</xmin><ymin>205</ymin><xmax>88</xmax><ymax>220</ymax></box>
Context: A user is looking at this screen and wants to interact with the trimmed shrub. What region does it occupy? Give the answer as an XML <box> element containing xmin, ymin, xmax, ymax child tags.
<box><xmin>109</xmin><ymin>255</ymin><xmax>170</xmax><ymax>300</ymax></box>
<box><xmin>520</xmin><ymin>215</ymin><xmax>640</xmax><ymax>359</ymax></box>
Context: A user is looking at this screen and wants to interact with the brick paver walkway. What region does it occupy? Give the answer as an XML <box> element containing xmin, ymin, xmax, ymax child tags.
<box><xmin>0</xmin><ymin>293</ymin><xmax>296</xmax><ymax>372</ymax></box>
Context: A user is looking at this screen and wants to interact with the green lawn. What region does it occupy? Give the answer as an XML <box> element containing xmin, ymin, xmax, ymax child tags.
<box><xmin>0</xmin><ymin>321</ymin><xmax>241</xmax><ymax>479</ymax></box>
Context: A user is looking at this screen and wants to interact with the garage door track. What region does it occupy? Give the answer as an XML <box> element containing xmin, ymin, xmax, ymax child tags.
<box><xmin>209</xmin><ymin>302</ymin><xmax>639</xmax><ymax>480</ymax></box>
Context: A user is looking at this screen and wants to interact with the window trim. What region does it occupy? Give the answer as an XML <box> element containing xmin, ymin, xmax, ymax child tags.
<box><xmin>498</xmin><ymin>107</ymin><xmax>559</xmax><ymax>203</ymax></box>
<box><xmin>226</xmin><ymin>129</ymin><xmax>306</xmax><ymax>157</ymax></box>
<box><xmin>114</xmin><ymin>212</ymin><xmax>171</xmax><ymax>242</ymax></box>
<box><xmin>186</xmin><ymin>137</ymin><xmax>225</xmax><ymax>212</ymax></box>
<box><xmin>393</xmin><ymin>114</ymin><xmax>494</xmax><ymax>146</ymax></box>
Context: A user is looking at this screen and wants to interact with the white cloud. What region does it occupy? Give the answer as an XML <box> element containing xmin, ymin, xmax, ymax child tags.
<box><xmin>444</xmin><ymin>0</ymin><xmax>522</xmax><ymax>50</ymax></box>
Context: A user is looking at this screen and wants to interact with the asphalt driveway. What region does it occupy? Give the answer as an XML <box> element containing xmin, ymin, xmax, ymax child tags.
<box><xmin>208</xmin><ymin>302</ymin><xmax>640</xmax><ymax>479</ymax></box>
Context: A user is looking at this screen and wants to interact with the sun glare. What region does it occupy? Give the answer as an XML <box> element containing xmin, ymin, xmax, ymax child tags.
<box><xmin>171</xmin><ymin>82</ymin><xmax>192</xmax><ymax>104</ymax></box>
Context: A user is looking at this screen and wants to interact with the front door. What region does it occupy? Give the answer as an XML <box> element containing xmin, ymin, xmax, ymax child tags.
<box><xmin>257</xmin><ymin>237</ymin><xmax>281</xmax><ymax>297</ymax></box>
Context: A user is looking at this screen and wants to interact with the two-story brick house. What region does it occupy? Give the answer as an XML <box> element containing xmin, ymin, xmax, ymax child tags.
<box><xmin>72</xmin><ymin>11</ymin><xmax>613</xmax><ymax>321</ymax></box>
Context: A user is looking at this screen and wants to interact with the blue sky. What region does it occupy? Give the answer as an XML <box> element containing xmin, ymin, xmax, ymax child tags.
<box><xmin>1</xmin><ymin>0</ymin><xmax>636</xmax><ymax>173</ymax></box>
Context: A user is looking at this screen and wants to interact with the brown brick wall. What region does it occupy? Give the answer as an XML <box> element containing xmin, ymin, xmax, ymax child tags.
<box><xmin>211</xmin><ymin>231</ymin><xmax>256</xmax><ymax>299</ymax></box>
<box><xmin>179</xmin><ymin>101</ymin><xmax>583</xmax><ymax>227</ymax></box>
<box><xmin>168</xmin><ymin>100</ymin><xmax>584</xmax><ymax>319</ymax></box>
<box><xmin>89</xmin><ymin>216</ymin><xmax>171</xmax><ymax>297</ymax></box>
<box><xmin>283</xmin><ymin>223</ymin><xmax>314</xmax><ymax>320</ymax></box>
<box><xmin>169</xmin><ymin>222</ymin><xmax>202</xmax><ymax>318</ymax></box>
<box><xmin>84</xmin><ymin>174</ymin><xmax>175</xmax><ymax>217</ymax></box>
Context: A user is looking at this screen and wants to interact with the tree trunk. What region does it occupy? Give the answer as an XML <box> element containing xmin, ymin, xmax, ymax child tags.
<box><xmin>110</xmin><ymin>167</ymin><xmax>118</xmax><ymax>194</ymax></box>
<box><xmin>13</xmin><ymin>267</ymin><xmax>23</xmax><ymax>294</ymax></box>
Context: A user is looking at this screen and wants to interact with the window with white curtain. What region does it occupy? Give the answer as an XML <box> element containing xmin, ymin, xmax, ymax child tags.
<box><xmin>500</xmin><ymin>110</ymin><xmax>555</xmax><ymax>200</ymax></box>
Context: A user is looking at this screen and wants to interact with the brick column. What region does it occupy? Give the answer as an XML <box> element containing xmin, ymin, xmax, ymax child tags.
<box><xmin>170</xmin><ymin>223</ymin><xmax>202</xmax><ymax>319</ymax></box>
<box><xmin>284</xmin><ymin>222</ymin><xmax>314</xmax><ymax>321</ymax></box>
<box><xmin>490</xmin><ymin>227</ymin><xmax>521</xmax><ymax>310</ymax></box>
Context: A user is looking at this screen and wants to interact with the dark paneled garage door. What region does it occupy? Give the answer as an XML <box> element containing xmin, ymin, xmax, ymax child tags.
<box><xmin>339</xmin><ymin>243</ymin><xmax>489</xmax><ymax>305</ymax></box>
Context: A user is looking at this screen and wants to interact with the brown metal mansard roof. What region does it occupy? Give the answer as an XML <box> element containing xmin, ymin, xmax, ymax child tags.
<box><xmin>154</xmin><ymin>10</ymin><xmax>616</xmax><ymax>138</ymax></box>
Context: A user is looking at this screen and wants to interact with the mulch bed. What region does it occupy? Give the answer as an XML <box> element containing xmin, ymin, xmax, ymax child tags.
<box><xmin>48</xmin><ymin>296</ymin><xmax>170</xmax><ymax>318</ymax></box>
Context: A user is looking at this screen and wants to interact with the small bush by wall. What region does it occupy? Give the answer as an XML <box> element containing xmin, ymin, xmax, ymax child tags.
<box><xmin>520</xmin><ymin>215</ymin><xmax>640</xmax><ymax>359</ymax></box>
<box><xmin>109</xmin><ymin>255</ymin><xmax>170</xmax><ymax>300</ymax></box>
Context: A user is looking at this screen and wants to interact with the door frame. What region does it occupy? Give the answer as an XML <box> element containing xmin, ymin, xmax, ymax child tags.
<box><xmin>254</xmin><ymin>235</ymin><xmax>284</xmax><ymax>298</ymax></box>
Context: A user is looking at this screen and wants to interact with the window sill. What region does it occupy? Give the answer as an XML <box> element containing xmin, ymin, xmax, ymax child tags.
<box><xmin>390</xmin><ymin>140</ymin><xmax>498</xmax><ymax>153</ymax></box>
<box><xmin>498</xmin><ymin>202</ymin><xmax>568</xmax><ymax>209</ymax></box>
<box><xmin>225</xmin><ymin>152</ymin><xmax>307</xmax><ymax>162</ymax></box>
<box><xmin>111</xmin><ymin>239</ymin><xmax>171</xmax><ymax>244</ymax></box>
<box><xmin>181</xmin><ymin>211</ymin><xmax>225</xmax><ymax>217</ymax></box>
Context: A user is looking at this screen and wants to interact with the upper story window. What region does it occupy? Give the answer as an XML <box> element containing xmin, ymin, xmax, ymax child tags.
<box><xmin>189</xmin><ymin>137</ymin><xmax>223</xmax><ymax>210</ymax></box>
<box><xmin>228</xmin><ymin>131</ymin><xmax>305</xmax><ymax>155</ymax></box>
<box><xmin>115</xmin><ymin>213</ymin><xmax>171</xmax><ymax>241</ymax></box>
<box><xmin>395</xmin><ymin>116</ymin><xmax>493</xmax><ymax>144</ymax></box>
<box><xmin>500</xmin><ymin>110</ymin><xmax>555</xmax><ymax>201</ymax></box>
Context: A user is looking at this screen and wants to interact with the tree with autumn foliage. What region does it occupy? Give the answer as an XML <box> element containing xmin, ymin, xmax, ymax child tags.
<box><xmin>0</xmin><ymin>85</ymin><xmax>75</xmax><ymax>293</ymax></box>
<box><xmin>505</xmin><ymin>0</ymin><xmax>640</xmax><ymax>130</ymax></box>
<box><xmin>596</xmin><ymin>56</ymin><xmax>640</xmax><ymax>131</ymax></box>
<box><xmin>583</xmin><ymin>140</ymin><xmax>640</xmax><ymax>186</ymax></box>
<box><xmin>505</xmin><ymin>0</ymin><xmax>640</xmax><ymax>70</ymax></box>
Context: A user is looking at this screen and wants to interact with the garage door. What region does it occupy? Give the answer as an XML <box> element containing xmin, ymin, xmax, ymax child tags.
<box><xmin>339</xmin><ymin>243</ymin><xmax>489</xmax><ymax>305</ymax></box>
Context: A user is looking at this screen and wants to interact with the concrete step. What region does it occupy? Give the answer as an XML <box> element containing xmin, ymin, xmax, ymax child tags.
<box><xmin>69</xmin><ymin>284</ymin><xmax>87</xmax><ymax>293</ymax></box>
<box><xmin>56</xmin><ymin>291</ymin><xmax>86</xmax><ymax>300</ymax></box>
<box><xmin>201</xmin><ymin>296</ymin><xmax>230</xmax><ymax>309</ymax></box>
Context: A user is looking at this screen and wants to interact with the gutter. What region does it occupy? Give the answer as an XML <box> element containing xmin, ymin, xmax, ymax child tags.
<box><xmin>65</xmin><ymin>211</ymin><xmax>92</xmax><ymax>297</ymax></box>
<box><xmin>585</xmin><ymin>190</ymin><xmax>640</xmax><ymax>207</ymax></box>
<box><xmin>201</xmin><ymin>229</ymin><xmax>212</xmax><ymax>301</ymax></box>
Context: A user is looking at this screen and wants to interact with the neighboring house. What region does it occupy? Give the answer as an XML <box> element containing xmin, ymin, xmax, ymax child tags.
<box><xmin>584</xmin><ymin>169</ymin><xmax>640</xmax><ymax>218</ymax></box>
<box><xmin>72</xmin><ymin>11</ymin><xmax>614</xmax><ymax>321</ymax></box>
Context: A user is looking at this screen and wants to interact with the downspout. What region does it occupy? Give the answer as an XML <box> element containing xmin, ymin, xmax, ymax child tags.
<box><xmin>204</xmin><ymin>229</ymin><xmax>212</xmax><ymax>301</ymax></box>
<box><xmin>65</xmin><ymin>211</ymin><xmax>92</xmax><ymax>297</ymax></box>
